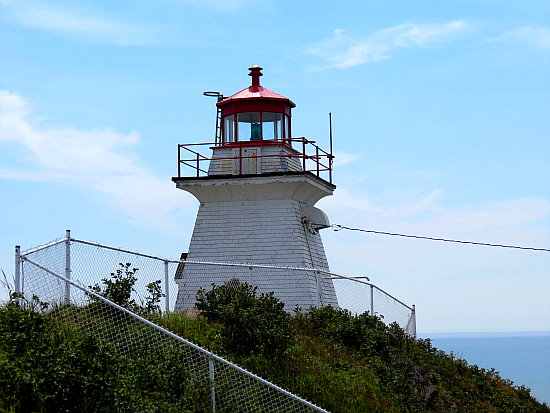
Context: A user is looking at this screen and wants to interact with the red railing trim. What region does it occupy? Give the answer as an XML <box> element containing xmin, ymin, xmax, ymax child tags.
<box><xmin>176</xmin><ymin>138</ymin><xmax>333</xmax><ymax>183</ymax></box>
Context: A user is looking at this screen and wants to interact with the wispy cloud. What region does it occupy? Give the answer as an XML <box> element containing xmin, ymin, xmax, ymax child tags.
<box><xmin>332</xmin><ymin>151</ymin><xmax>361</xmax><ymax>167</ymax></box>
<box><xmin>0</xmin><ymin>90</ymin><xmax>191</xmax><ymax>226</ymax></box>
<box><xmin>0</xmin><ymin>0</ymin><xmax>158</xmax><ymax>45</ymax></box>
<box><xmin>305</xmin><ymin>20</ymin><xmax>469</xmax><ymax>69</ymax></box>
<box><xmin>491</xmin><ymin>25</ymin><xmax>550</xmax><ymax>48</ymax></box>
<box><xmin>170</xmin><ymin>0</ymin><xmax>260</xmax><ymax>11</ymax></box>
<box><xmin>319</xmin><ymin>186</ymin><xmax>550</xmax><ymax>331</ymax></box>
<box><xmin>322</xmin><ymin>183</ymin><xmax>550</xmax><ymax>244</ymax></box>
<box><xmin>321</xmin><ymin>186</ymin><xmax>446</xmax><ymax>222</ymax></box>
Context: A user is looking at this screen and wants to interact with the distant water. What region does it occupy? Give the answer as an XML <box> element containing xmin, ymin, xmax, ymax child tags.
<box><xmin>423</xmin><ymin>334</ymin><xmax>550</xmax><ymax>406</ymax></box>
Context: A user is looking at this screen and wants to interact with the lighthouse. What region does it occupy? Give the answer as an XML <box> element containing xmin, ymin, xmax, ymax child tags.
<box><xmin>173</xmin><ymin>66</ymin><xmax>338</xmax><ymax>311</ymax></box>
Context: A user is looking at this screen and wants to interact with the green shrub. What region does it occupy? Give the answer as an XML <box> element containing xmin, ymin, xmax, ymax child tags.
<box><xmin>0</xmin><ymin>297</ymin><xmax>46</xmax><ymax>356</ymax></box>
<box><xmin>295</xmin><ymin>306</ymin><xmax>550</xmax><ymax>413</ymax></box>
<box><xmin>297</xmin><ymin>306</ymin><xmax>391</xmax><ymax>357</ymax></box>
<box><xmin>196</xmin><ymin>282</ymin><xmax>293</xmax><ymax>358</ymax></box>
<box><xmin>89</xmin><ymin>263</ymin><xmax>164</xmax><ymax>316</ymax></box>
<box><xmin>0</xmin><ymin>302</ymin><xmax>122</xmax><ymax>412</ymax></box>
<box><xmin>2</xmin><ymin>294</ymin><xmax>548</xmax><ymax>413</ymax></box>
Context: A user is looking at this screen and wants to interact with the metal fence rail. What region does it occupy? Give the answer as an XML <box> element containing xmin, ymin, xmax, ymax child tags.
<box><xmin>12</xmin><ymin>230</ymin><xmax>417</xmax><ymax>411</ymax></box>
<box><xmin>15</xmin><ymin>230</ymin><xmax>416</xmax><ymax>337</ymax></box>
<box><xmin>18</xmin><ymin>256</ymin><xmax>328</xmax><ymax>413</ymax></box>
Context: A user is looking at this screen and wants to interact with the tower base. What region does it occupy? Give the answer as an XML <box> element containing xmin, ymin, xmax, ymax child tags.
<box><xmin>173</xmin><ymin>172</ymin><xmax>338</xmax><ymax>311</ymax></box>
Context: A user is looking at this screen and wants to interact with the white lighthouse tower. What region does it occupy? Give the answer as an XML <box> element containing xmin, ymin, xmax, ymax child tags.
<box><xmin>173</xmin><ymin>66</ymin><xmax>338</xmax><ymax>311</ymax></box>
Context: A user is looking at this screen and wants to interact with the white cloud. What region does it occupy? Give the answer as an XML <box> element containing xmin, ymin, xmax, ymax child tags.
<box><xmin>332</xmin><ymin>151</ymin><xmax>361</xmax><ymax>167</ymax></box>
<box><xmin>318</xmin><ymin>185</ymin><xmax>550</xmax><ymax>332</ymax></box>
<box><xmin>381</xmin><ymin>20</ymin><xmax>467</xmax><ymax>47</ymax></box>
<box><xmin>171</xmin><ymin>0</ymin><xmax>259</xmax><ymax>10</ymax></box>
<box><xmin>0</xmin><ymin>90</ymin><xmax>192</xmax><ymax>226</ymax></box>
<box><xmin>0</xmin><ymin>0</ymin><xmax>158</xmax><ymax>45</ymax></box>
<box><xmin>305</xmin><ymin>20</ymin><xmax>469</xmax><ymax>68</ymax></box>
<box><xmin>321</xmin><ymin>186</ymin><xmax>447</xmax><ymax>223</ymax></box>
<box><xmin>321</xmin><ymin>185</ymin><xmax>550</xmax><ymax>252</ymax></box>
<box><xmin>493</xmin><ymin>26</ymin><xmax>550</xmax><ymax>48</ymax></box>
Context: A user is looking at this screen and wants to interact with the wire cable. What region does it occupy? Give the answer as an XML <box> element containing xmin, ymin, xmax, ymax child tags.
<box><xmin>331</xmin><ymin>224</ymin><xmax>550</xmax><ymax>252</ymax></box>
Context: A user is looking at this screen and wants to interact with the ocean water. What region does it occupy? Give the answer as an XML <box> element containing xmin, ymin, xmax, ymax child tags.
<box><xmin>423</xmin><ymin>334</ymin><xmax>550</xmax><ymax>406</ymax></box>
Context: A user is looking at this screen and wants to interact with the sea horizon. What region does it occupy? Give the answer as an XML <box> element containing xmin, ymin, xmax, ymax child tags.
<box><xmin>419</xmin><ymin>330</ymin><xmax>550</xmax><ymax>339</ymax></box>
<box><xmin>418</xmin><ymin>332</ymin><xmax>550</xmax><ymax>406</ymax></box>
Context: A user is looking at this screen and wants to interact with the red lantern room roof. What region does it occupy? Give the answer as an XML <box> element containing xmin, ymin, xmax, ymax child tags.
<box><xmin>217</xmin><ymin>66</ymin><xmax>296</xmax><ymax>110</ymax></box>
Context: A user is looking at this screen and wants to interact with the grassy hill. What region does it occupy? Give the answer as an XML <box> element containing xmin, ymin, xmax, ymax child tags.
<box><xmin>1</xmin><ymin>282</ymin><xmax>548</xmax><ymax>412</ymax></box>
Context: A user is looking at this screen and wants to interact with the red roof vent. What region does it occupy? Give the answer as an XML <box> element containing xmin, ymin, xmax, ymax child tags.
<box><xmin>217</xmin><ymin>67</ymin><xmax>296</xmax><ymax>109</ymax></box>
<box><xmin>249</xmin><ymin>65</ymin><xmax>263</xmax><ymax>90</ymax></box>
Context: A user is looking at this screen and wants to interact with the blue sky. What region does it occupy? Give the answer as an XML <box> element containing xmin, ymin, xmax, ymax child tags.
<box><xmin>1</xmin><ymin>0</ymin><xmax>549</xmax><ymax>333</ymax></box>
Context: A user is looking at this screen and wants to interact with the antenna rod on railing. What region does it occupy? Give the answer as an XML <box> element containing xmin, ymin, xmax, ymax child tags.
<box><xmin>302</xmin><ymin>139</ymin><xmax>307</xmax><ymax>171</ymax></box>
<box><xmin>329</xmin><ymin>113</ymin><xmax>333</xmax><ymax>183</ymax></box>
<box><xmin>329</xmin><ymin>113</ymin><xmax>333</xmax><ymax>155</ymax></box>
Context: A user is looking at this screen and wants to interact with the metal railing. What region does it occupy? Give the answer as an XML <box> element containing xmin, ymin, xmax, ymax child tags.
<box><xmin>177</xmin><ymin>137</ymin><xmax>334</xmax><ymax>183</ymax></box>
<box><xmin>12</xmin><ymin>230</ymin><xmax>417</xmax><ymax>410</ymax></box>
<box><xmin>18</xmin><ymin>255</ymin><xmax>327</xmax><ymax>412</ymax></box>
<box><xmin>15</xmin><ymin>231</ymin><xmax>416</xmax><ymax>336</ymax></box>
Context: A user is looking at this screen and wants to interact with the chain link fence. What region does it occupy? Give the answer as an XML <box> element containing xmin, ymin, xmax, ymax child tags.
<box><xmin>15</xmin><ymin>231</ymin><xmax>416</xmax><ymax>336</ymax></box>
<box><xmin>11</xmin><ymin>231</ymin><xmax>416</xmax><ymax>411</ymax></box>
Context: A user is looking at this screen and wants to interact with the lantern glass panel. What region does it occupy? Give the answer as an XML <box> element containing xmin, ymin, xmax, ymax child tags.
<box><xmin>262</xmin><ymin>112</ymin><xmax>283</xmax><ymax>140</ymax></box>
<box><xmin>237</xmin><ymin>112</ymin><xmax>262</xmax><ymax>141</ymax></box>
<box><xmin>285</xmin><ymin>115</ymin><xmax>291</xmax><ymax>141</ymax></box>
<box><xmin>223</xmin><ymin>114</ymin><xmax>235</xmax><ymax>143</ymax></box>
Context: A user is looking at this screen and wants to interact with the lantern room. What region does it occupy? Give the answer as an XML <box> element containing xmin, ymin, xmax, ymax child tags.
<box><xmin>217</xmin><ymin>65</ymin><xmax>295</xmax><ymax>145</ymax></box>
<box><xmin>177</xmin><ymin>66</ymin><xmax>333</xmax><ymax>181</ymax></box>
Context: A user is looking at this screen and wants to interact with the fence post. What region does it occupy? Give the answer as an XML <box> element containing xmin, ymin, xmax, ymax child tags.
<box><xmin>177</xmin><ymin>145</ymin><xmax>181</xmax><ymax>177</ymax></box>
<box><xmin>164</xmin><ymin>260</ymin><xmax>169</xmax><ymax>312</ymax></box>
<box><xmin>302</xmin><ymin>139</ymin><xmax>306</xmax><ymax>171</ymax></box>
<box><xmin>64</xmin><ymin>230</ymin><xmax>71</xmax><ymax>304</ymax></box>
<box><xmin>316</xmin><ymin>146</ymin><xmax>320</xmax><ymax>177</ymax></box>
<box><xmin>196</xmin><ymin>153</ymin><xmax>200</xmax><ymax>177</ymax></box>
<box><xmin>14</xmin><ymin>245</ymin><xmax>21</xmax><ymax>301</ymax></box>
<box><xmin>209</xmin><ymin>355</ymin><xmax>217</xmax><ymax>412</ymax></box>
<box><xmin>370</xmin><ymin>284</ymin><xmax>374</xmax><ymax>316</ymax></box>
